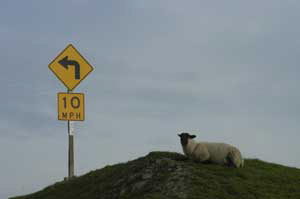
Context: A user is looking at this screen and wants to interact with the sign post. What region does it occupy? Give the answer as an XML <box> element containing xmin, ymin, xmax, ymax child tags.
<box><xmin>49</xmin><ymin>44</ymin><xmax>93</xmax><ymax>179</ymax></box>
<box><xmin>67</xmin><ymin>90</ymin><xmax>75</xmax><ymax>178</ymax></box>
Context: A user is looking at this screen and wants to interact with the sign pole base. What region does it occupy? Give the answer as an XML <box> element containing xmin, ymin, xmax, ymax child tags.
<box><xmin>68</xmin><ymin>124</ymin><xmax>74</xmax><ymax>179</ymax></box>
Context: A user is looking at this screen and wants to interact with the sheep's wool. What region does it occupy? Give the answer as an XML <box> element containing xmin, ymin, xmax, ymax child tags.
<box><xmin>182</xmin><ymin>138</ymin><xmax>244</xmax><ymax>168</ymax></box>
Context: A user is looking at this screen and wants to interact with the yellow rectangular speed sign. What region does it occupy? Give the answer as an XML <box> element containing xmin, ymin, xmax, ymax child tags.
<box><xmin>58</xmin><ymin>93</ymin><xmax>85</xmax><ymax>121</ymax></box>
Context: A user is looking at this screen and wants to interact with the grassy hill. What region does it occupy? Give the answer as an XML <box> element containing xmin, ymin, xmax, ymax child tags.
<box><xmin>10</xmin><ymin>151</ymin><xmax>300</xmax><ymax>199</ymax></box>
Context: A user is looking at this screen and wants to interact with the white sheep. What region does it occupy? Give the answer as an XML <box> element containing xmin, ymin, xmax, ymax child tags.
<box><xmin>178</xmin><ymin>132</ymin><xmax>244</xmax><ymax>168</ymax></box>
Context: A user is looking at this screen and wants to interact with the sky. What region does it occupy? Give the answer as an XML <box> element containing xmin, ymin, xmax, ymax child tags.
<box><xmin>1</xmin><ymin>0</ymin><xmax>300</xmax><ymax>198</ymax></box>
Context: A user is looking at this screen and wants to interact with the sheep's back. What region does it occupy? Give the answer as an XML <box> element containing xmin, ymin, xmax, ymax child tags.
<box><xmin>202</xmin><ymin>142</ymin><xmax>233</xmax><ymax>163</ymax></box>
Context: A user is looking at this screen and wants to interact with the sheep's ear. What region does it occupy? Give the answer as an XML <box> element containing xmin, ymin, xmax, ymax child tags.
<box><xmin>190</xmin><ymin>135</ymin><xmax>196</xmax><ymax>139</ymax></box>
<box><xmin>178</xmin><ymin>134</ymin><xmax>182</xmax><ymax>137</ymax></box>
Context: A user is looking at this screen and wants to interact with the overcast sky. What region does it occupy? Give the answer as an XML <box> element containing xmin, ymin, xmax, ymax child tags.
<box><xmin>1</xmin><ymin>0</ymin><xmax>300</xmax><ymax>198</ymax></box>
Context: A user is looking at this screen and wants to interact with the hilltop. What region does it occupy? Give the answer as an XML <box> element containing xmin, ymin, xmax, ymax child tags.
<box><xmin>10</xmin><ymin>151</ymin><xmax>300</xmax><ymax>199</ymax></box>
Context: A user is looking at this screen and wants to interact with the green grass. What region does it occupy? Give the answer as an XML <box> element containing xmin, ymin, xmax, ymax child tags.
<box><xmin>10</xmin><ymin>152</ymin><xmax>300</xmax><ymax>199</ymax></box>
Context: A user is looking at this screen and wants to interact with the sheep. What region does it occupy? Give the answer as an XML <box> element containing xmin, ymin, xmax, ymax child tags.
<box><xmin>178</xmin><ymin>132</ymin><xmax>244</xmax><ymax>168</ymax></box>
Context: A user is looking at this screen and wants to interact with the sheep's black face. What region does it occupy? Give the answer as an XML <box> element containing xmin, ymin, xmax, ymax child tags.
<box><xmin>178</xmin><ymin>132</ymin><xmax>196</xmax><ymax>146</ymax></box>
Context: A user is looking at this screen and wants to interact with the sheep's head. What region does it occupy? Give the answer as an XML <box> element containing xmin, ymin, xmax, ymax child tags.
<box><xmin>178</xmin><ymin>132</ymin><xmax>196</xmax><ymax>146</ymax></box>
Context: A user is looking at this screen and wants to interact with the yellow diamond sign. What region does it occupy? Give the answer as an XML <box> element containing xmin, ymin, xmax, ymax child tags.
<box><xmin>49</xmin><ymin>44</ymin><xmax>94</xmax><ymax>91</ymax></box>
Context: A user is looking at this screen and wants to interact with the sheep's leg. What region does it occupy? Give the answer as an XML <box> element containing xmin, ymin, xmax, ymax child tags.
<box><xmin>193</xmin><ymin>156</ymin><xmax>210</xmax><ymax>163</ymax></box>
<box><xmin>199</xmin><ymin>154</ymin><xmax>210</xmax><ymax>163</ymax></box>
<box><xmin>225</xmin><ymin>154</ymin><xmax>236</xmax><ymax>168</ymax></box>
<box><xmin>201</xmin><ymin>159</ymin><xmax>212</xmax><ymax>164</ymax></box>
<box><xmin>227</xmin><ymin>150</ymin><xmax>243</xmax><ymax>168</ymax></box>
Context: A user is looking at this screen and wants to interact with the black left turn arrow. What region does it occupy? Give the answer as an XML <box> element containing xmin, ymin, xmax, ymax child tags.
<box><xmin>59</xmin><ymin>56</ymin><xmax>81</xmax><ymax>79</ymax></box>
